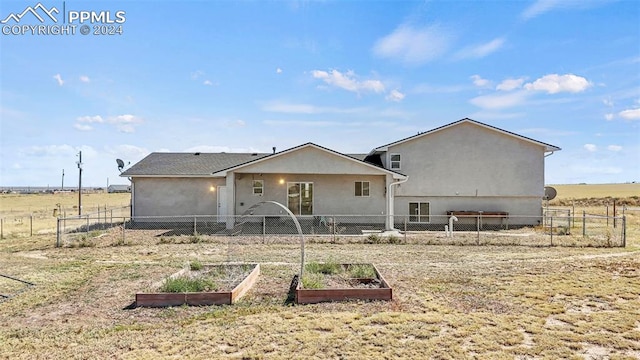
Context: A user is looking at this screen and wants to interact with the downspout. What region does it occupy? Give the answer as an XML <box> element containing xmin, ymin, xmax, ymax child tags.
<box><xmin>386</xmin><ymin>177</ymin><xmax>409</xmax><ymax>231</ymax></box>
<box><xmin>544</xmin><ymin>151</ymin><xmax>555</xmax><ymax>158</ymax></box>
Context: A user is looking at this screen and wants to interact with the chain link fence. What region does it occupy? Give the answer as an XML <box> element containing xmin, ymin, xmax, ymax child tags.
<box><xmin>55</xmin><ymin>212</ymin><xmax>627</xmax><ymax>248</ymax></box>
<box><xmin>1</xmin><ymin>205</ymin><xmax>130</xmax><ymax>239</ymax></box>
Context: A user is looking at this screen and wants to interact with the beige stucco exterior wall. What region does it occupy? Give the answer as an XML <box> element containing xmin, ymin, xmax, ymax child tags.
<box><xmin>233</xmin><ymin>173</ymin><xmax>386</xmax><ymax>216</ymax></box>
<box><xmin>386</xmin><ymin>122</ymin><xmax>546</xmax><ymax>220</ymax></box>
<box><xmin>132</xmin><ymin>177</ymin><xmax>224</xmax><ymax>216</ymax></box>
<box><xmin>237</xmin><ymin>146</ymin><xmax>388</xmax><ymax>175</ymax></box>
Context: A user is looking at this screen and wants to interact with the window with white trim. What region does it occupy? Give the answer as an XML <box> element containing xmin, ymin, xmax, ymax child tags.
<box><xmin>390</xmin><ymin>153</ymin><xmax>401</xmax><ymax>170</ymax></box>
<box><xmin>252</xmin><ymin>180</ymin><xmax>264</xmax><ymax>196</ymax></box>
<box><xmin>355</xmin><ymin>181</ymin><xmax>370</xmax><ymax>197</ymax></box>
<box><xmin>409</xmin><ymin>202</ymin><xmax>430</xmax><ymax>223</ymax></box>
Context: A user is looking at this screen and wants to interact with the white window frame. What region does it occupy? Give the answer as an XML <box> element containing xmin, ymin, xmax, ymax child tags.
<box><xmin>355</xmin><ymin>181</ymin><xmax>370</xmax><ymax>197</ymax></box>
<box><xmin>390</xmin><ymin>153</ymin><xmax>401</xmax><ymax>170</ymax></box>
<box><xmin>409</xmin><ymin>202</ymin><xmax>430</xmax><ymax>223</ymax></box>
<box><xmin>252</xmin><ymin>180</ymin><xmax>264</xmax><ymax>196</ymax></box>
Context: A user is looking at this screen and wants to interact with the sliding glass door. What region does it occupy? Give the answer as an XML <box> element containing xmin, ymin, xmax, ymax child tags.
<box><xmin>287</xmin><ymin>182</ymin><xmax>313</xmax><ymax>215</ymax></box>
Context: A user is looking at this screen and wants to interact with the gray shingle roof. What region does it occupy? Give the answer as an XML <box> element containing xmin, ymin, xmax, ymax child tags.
<box><xmin>121</xmin><ymin>152</ymin><xmax>270</xmax><ymax>176</ymax></box>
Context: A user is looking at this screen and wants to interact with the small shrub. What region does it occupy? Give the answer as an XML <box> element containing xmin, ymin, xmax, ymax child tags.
<box><xmin>160</xmin><ymin>276</ymin><xmax>216</xmax><ymax>293</ymax></box>
<box><xmin>305</xmin><ymin>259</ymin><xmax>341</xmax><ymax>275</ymax></box>
<box><xmin>301</xmin><ymin>273</ymin><xmax>324</xmax><ymax>289</ymax></box>
<box><xmin>387</xmin><ymin>235</ymin><xmax>403</xmax><ymax>244</ymax></box>
<box><xmin>189</xmin><ymin>232</ymin><xmax>203</xmax><ymax>243</ymax></box>
<box><xmin>348</xmin><ymin>264</ymin><xmax>376</xmax><ymax>278</ymax></box>
<box><xmin>190</xmin><ymin>260</ymin><xmax>203</xmax><ymax>271</ymax></box>
<box><xmin>157</xmin><ymin>237</ymin><xmax>174</xmax><ymax>244</ymax></box>
<box><xmin>365</xmin><ymin>234</ymin><xmax>381</xmax><ymax>244</ymax></box>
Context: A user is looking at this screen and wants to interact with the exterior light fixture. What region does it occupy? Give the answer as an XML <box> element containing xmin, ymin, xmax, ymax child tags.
<box><xmin>279</xmin><ymin>179</ymin><xmax>285</xmax><ymax>185</ymax></box>
<box><xmin>210</xmin><ymin>186</ymin><xmax>216</xmax><ymax>192</ymax></box>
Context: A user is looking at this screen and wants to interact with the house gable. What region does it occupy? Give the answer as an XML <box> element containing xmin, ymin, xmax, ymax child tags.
<box><xmin>213</xmin><ymin>143</ymin><xmax>405</xmax><ymax>178</ymax></box>
<box><xmin>387</xmin><ymin>120</ymin><xmax>547</xmax><ymax>197</ymax></box>
<box><xmin>373</xmin><ymin>118</ymin><xmax>561</xmax><ymax>154</ymax></box>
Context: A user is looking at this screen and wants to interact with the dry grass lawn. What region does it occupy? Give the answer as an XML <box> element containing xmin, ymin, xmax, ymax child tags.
<box><xmin>1</xmin><ymin>186</ymin><xmax>639</xmax><ymax>359</ymax></box>
<box><xmin>548</xmin><ymin>183</ymin><xmax>639</xmax><ymax>201</ymax></box>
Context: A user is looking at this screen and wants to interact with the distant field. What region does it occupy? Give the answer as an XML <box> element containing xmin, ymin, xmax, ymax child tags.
<box><xmin>547</xmin><ymin>183</ymin><xmax>639</xmax><ymax>200</ymax></box>
<box><xmin>0</xmin><ymin>192</ymin><xmax>131</xmax><ymax>215</ymax></box>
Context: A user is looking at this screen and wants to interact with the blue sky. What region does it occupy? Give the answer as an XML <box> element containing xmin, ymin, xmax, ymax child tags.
<box><xmin>1</xmin><ymin>0</ymin><xmax>639</xmax><ymax>187</ymax></box>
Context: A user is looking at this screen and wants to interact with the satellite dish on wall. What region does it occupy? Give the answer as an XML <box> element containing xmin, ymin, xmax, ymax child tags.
<box><xmin>116</xmin><ymin>159</ymin><xmax>130</xmax><ymax>173</ymax></box>
<box><xmin>543</xmin><ymin>186</ymin><xmax>557</xmax><ymax>201</ymax></box>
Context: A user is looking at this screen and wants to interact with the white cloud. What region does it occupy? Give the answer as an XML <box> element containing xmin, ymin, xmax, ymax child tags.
<box><xmin>584</xmin><ymin>144</ymin><xmax>597</xmax><ymax>152</ymax></box>
<box><xmin>77</xmin><ymin>115</ymin><xmax>104</xmax><ymax>123</ymax></box>
<box><xmin>311</xmin><ymin>69</ymin><xmax>385</xmax><ymax>94</ymax></box>
<box><xmin>470</xmin><ymin>75</ymin><xmax>490</xmax><ymax>87</ymax></box>
<box><xmin>385</xmin><ymin>89</ymin><xmax>405</xmax><ymax>102</ymax></box>
<box><xmin>190</xmin><ymin>70</ymin><xmax>204</xmax><ymax>80</ymax></box>
<box><xmin>74</xmin><ymin>124</ymin><xmax>93</xmax><ymax>131</ymax></box>
<box><xmin>203</xmin><ymin>80</ymin><xmax>213</xmax><ymax>86</ymax></box>
<box><xmin>456</xmin><ymin>37</ymin><xmax>505</xmax><ymax>59</ymax></box>
<box><xmin>53</xmin><ymin>74</ymin><xmax>64</xmax><ymax>86</ymax></box>
<box><xmin>469</xmin><ymin>91</ymin><xmax>529</xmax><ymax>109</ymax></box>
<box><xmin>372</xmin><ymin>24</ymin><xmax>453</xmax><ymax>65</ymax></box>
<box><xmin>22</xmin><ymin>144</ymin><xmax>77</xmax><ymax>157</ymax></box>
<box><xmin>619</xmin><ymin>108</ymin><xmax>640</xmax><ymax>120</ymax></box>
<box><xmin>607</xmin><ymin>145</ymin><xmax>622</xmax><ymax>152</ymax></box>
<box><xmin>108</xmin><ymin>114</ymin><xmax>143</xmax><ymax>133</ymax></box>
<box><xmin>497</xmin><ymin>78</ymin><xmax>525</xmax><ymax>91</ymax></box>
<box><xmin>108</xmin><ymin>114</ymin><xmax>142</xmax><ymax>124</ymax></box>
<box><xmin>521</xmin><ymin>0</ymin><xmax>610</xmax><ymax>20</ymax></box>
<box><xmin>604</xmin><ymin>113</ymin><xmax>614</xmax><ymax>121</ymax></box>
<box><xmin>603</xmin><ymin>98</ymin><xmax>613</xmax><ymax>107</ymax></box>
<box><xmin>105</xmin><ymin>144</ymin><xmax>149</xmax><ymax>159</ymax></box>
<box><xmin>262</xmin><ymin>101</ymin><xmax>366</xmax><ymax>114</ymax></box>
<box><xmin>117</xmin><ymin>125</ymin><xmax>136</xmax><ymax>133</ymax></box>
<box><xmin>521</xmin><ymin>0</ymin><xmax>562</xmax><ymax>19</ymax></box>
<box><xmin>524</xmin><ymin>74</ymin><xmax>591</xmax><ymax>94</ymax></box>
<box><xmin>276</xmin><ymin>68</ymin><xmax>283</xmax><ymax>74</ymax></box>
<box><xmin>79</xmin><ymin>75</ymin><xmax>90</xmax><ymax>83</ymax></box>
<box><xmin>74</xmin><ymin>114</ymin><xmax>142</xmax><ymax>133</ymax></box>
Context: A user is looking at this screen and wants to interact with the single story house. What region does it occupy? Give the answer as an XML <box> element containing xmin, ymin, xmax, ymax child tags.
<box><xmin>121</xmin><ymin>118</ymin><xmax>560</xmax><ymax>230</ymax></box>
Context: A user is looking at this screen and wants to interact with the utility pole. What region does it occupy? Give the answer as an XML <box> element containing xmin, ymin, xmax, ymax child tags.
<box><xmin>61</xmin><ymin>169</ymin><xmax>64</xmax><ymax>190</ymax></box>
<box><xmin>77</xmin><ymin>151</ymin><xmax>83</xmax><ymax>215</ymax></box>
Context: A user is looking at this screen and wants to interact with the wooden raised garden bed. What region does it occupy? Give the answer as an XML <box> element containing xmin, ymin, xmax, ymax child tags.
<box><xmin>295</xmin><ymin>263</ymin><xmax>392</xmax><ymax>304</ymax></box>
<box><xmin>136</xmin><ymin>263</ymin><xmax>260</xmax><ymax>307</ymax></box>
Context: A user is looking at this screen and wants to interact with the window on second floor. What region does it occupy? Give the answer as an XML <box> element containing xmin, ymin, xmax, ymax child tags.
<box><xmin>390</xmin><ymin>153</ymin><xmax>401</xmax><ymax>170</ymax></box>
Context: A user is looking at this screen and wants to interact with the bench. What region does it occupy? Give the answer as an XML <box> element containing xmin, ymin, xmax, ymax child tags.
<box><xmin>446</xmin><ymin>211</ymin><xmax>510</xmax><ymax>229</ymax></box>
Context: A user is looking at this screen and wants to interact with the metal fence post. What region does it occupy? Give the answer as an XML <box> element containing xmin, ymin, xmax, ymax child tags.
<box><xmin>110</xmin><ymin>209</ymin><xmax>113</xmax><ymax>227</ymax></box>
<box><xmin>332</xmin><ymin>216</ymin><xmax>336</xmax><ymax>243</ymax></box>
<box><xmin>403</xmin><ymin>216</ymin><xmax>407</xmax><ymax>243</ymax></box>
<box><xmin>550</xmin><ymin>215</ymin><xmax>553</xmax><ymax>246</ymax></box>
<box><xmin>582</xmin><ymin>211</ymin><xmax>586</xmax><ymax>237</ymax></box>
<box><xmin>262</xmin><ymin>216</ymin><xmax>266</xmax><ymax>244</ymax></box>
<box><xmin>476</xmin><ymin>215</ymin><xmax>480</xmax><ymax>245</ymax></box>
<box><xmin>56</xmin><ymin>217</ymin><xmax>60</xmax><ymax>247</ymax></box>
<box><xmin>622</xmin><ymin>216</ymin><xmax>626</xmax><ymax>248</ymax></box>
<box><xmin>193</xmin><ymin>216</ymin><xmax>197</xmax><ymax>236</ymax></box>
<box><xmin>122</xmin><ymin>217</ymin><xmax>126</xmax><ymax>243</ymax></box>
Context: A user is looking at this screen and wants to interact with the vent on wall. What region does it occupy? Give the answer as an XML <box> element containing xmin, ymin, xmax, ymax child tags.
<box><xmin>194</xmin><ymin>152</ymin><xmax>201</xmax><ymax>156</ymax></box>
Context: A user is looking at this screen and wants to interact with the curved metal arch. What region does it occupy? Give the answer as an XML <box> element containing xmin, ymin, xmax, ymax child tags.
<box><xmin>242</xmin><ymin>201</ymin><xmax>306</xmax><ymax>278</ymax></box>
